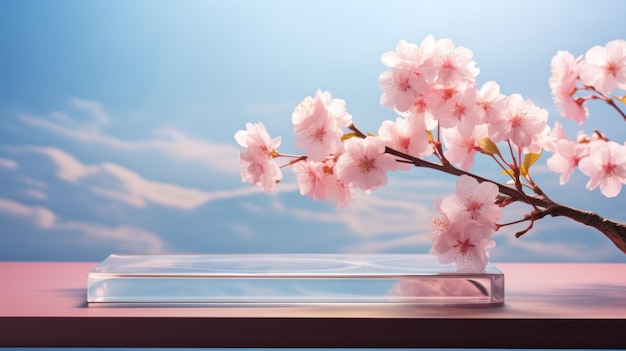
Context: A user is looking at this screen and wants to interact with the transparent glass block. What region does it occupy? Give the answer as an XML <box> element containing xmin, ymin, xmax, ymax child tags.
<box><xmin>87</xmin><ymin>254</ymin><xmax>504</xmax><ymax>305</ymax></box>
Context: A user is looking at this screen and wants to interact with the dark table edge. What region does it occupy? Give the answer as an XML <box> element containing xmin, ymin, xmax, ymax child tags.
<box><xmin>1</xmin><ymin>317</ymin><xmax>625</xmax><ymax>348</ymax></box>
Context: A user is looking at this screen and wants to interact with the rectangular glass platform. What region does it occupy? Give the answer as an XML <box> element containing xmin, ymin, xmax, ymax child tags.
<box><xmin>87</xmin><ymin>253</ymin><xmax>504</xmax><ymax>305</ymax></box>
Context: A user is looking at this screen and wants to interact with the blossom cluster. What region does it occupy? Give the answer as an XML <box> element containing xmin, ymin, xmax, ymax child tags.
<box><xmin>378</xmin><ymin>36</ymin><xmax>548</xmax><ymax>158</ymax></box>
<box><xmin>235</xmin><ymin>36</ymin><xmax>626</xmax><ymax>271</ymax></box>
<box><xmin>546</xmin><ymin>40</ymin><xmax>626</xmax><ymax>197</ymax></box>
<box><xmin>429</xmin><ymin>175</ymin><xmax>500</xmax><ymax>271</ymax></box>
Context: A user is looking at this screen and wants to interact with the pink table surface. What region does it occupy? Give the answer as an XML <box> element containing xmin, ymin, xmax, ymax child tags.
<box><xmin>1</xmin><ymin>261</ymin><xmax>625</xmax><ymax>347</ymax></box>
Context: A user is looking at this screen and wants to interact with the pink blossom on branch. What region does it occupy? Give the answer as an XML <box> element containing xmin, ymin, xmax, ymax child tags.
<box><xmin>476</xmin><ymin>81</ymin><xmax>507</xmax><ymax>124</ymax></box>
<box><xmin>423</xmin><ymin>37</ymin><xmax>480</xmax><ymax>88</ymax></box>
<box><xmin>234</xmin><ymin>122</ymin><xmax>283</xmax><ymax>192</ymax></box>
<box><xmin>430</xmin><ymin>219</ymin><xmax>496</xmax><ymax>272</ymax></box>
<box><xmin>579</xmin><ymin>40</ymin><xmax>626</xmax><ymax>95</ymax></box>
<box><xmin>399</xmin><ymin>93</ymin><xmax>438</xmax><ymax>131</ymax></box>
<box><xmin>377</xmin><ymin>116</ymin><xmax>430</xmax><ymax>170</ymax></box>
<box><xmin>335</xmin><ymin>137</ymin><xmax>399</xmax><ymax>192</ymax></box>
<box><xmin>378</xmin><ymin>67</ymin><xmax>428</xmax><ymax>112</ymax></box>
<box><xmin>292</xmin><ymin>159</ymin><xmax>355</xmax><ymax>209</ymax></box>
<box><xmin>546</xmin><ymin>139</ymin><xmax>588</xmax><ymax>185</ymax></box>
<box><xmin>578</xmin><ymin>140</ymin><xmax>626</xmax><ymax>198</ymax></box>
<box><xmin>432</xmin><ymin>85</ymin><xmax>480</xmax><ymax>137</ymax></box>
<box><xmin>292</xmin><ymin>90</ymin><xmax>353</xmax><ymax>162</ymax></box>
<box><xmin>487</xmin><ymin>93</ymin><xmax>548</xmax><ymax>148</ymax></box>
<box><xmin>292</xmin><ymin>160</ymin><xmax>331</xmax><ymax>202</ymax></box>
<box><xmin>381</xmin><ymin>39</ymin><xmax>422</xmax><ymax>69</ymax></box>
<box><xmin>430</xmin><ymin>175</ymin><xmax>500</xmax><ymax>270</ymax></box>
<box><xmin>439</xmin><ymin>175</ymin><xmax>501</xmax><ymax>227</ymax></box>
<box><xmin>429</xmin><ymin>199</ymin><xmax>450</xmax><ymax>244</ymax></box>
<box><xmin>442</xmin><ymin>124</ymin><xmax>488</xmax><ymax>171</ymax></box>
<box><xmin>549</xmin><ymin>50</ymin><xmax>588</xmax><ymax>124</ymax></box>
<box><xmin>235</xmin><ymin>35</ymin><xmax>626</xmax><ymax>272</ymax></box>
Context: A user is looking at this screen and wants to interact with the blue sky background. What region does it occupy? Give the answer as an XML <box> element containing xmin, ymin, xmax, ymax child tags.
<box><xmin>1</xmin><ymin>0</ymin><xmax>626</xmax><ymax>263</ymax></box>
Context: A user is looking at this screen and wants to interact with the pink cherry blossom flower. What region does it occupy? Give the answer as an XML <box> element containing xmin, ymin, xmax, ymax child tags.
<box><xmin>381</xmin><ymin>39</ymin><xmax>422</xmax><ymax>68</ymax></box>
<box><xmin>476</xmin><ymin>81</ymin><xmax>507</xmax><ymax>124</ymax></box>
<box><xmin>292</xmin><ymin>90</ymin><xmax>353</xmax><ymax>162</ymax></box>
<box><xmin>429</xmin><ymin>199</ymin><xmax>450</xmax><ymax>243</ymax></box>
<box><xmin>292</xmin><ymin>159</ymin><xmax>354</xmax><ymax>208</ymax></box>
<box><xmin>423</xmin><ymin>38</ymin><xmax>479</xmax><ymax>87</ymax></box>
<box><xmin>549</xmin><ymin>51</ymin><xmax>579</xmax><ymax>95</ymax></box>
<box><xmin>291</xmin><ymin>158</ymin><xmax>355</xmax><ymax>208</ymax></box>
<box><xmin>439</xmin><ymin>174</ymin><xmax>501</xmax><ymax>227</ymax></box>
<box><xmin>549</xmin><ymin>50</ymin><xmax>588</xmax><ymax>124</ymax></box>
<box><xmin>235</xmin><ymin>121</ymin><xmax>281</xmax><ymax>161</ymax></box>
<box><xmin>434</xmin><ymin>85</ymin><xmax>480</xmax><ymax>137</ymax></box>
<box><xmin>238</xmin><ymin>155</ymin><xmax>282</xmax><ymax>192</ymax></box>
<box><xmin>559</xmin><ymin>97</ymin><xmax>588</xmax><ymax>125</ymax></box>
<box><xmin>578</xmin><ymin>140</ymin><xmax>626</xmax><ymax>197</ymax></box>
<box><xmin>430</xmin><ymin>219</ymin><xmax>496</xmax><ymax>271</ymax></box>
<box><xmin>524</xmin><ymin>124</ymin><xmax>552</xmax><ymax>155</ymax></box>
<box><xmin>579</xmin><ymin>40</ymin><xmax>626</xmax><ymax>95</ymax></box>
<box><xmin>292</xmin><ymin>160</ymin><xmax>331</xmax><ymax>201</ymax></box>
<box><xmin>382</xmin><ymin>36</ymin><xmax>437</xmax><ymax>74</ymax></box>
<box><xmin>546</xmin><ymin>139</ymin><xmax>588</xmax><ymax>185</ymax></box>
<box><xmin>379</xmin><ymin>67</ymin><xmax>428</xmax><ymax>112</ymax></box>
<box><xmin>442</xmin><ymin>124</ymin><xmax>488</xmax><ymax>171</ymax></box>
<box><xmin>326</xmin><ymin>171</ymin><xmax>355</xmax><ymax>209</ymax></box>
<box><xmin>487</xmin><ymin>94</ymin><xmax>548</xmax><ymax>148</ymax></box>
<box><xmin>539</xmin><ymin>121</ymin><xmax>566</xmax><ymax>153</ymax></box>
<box><xmin>377</xmin><ymin>117</ymin><xmax>430</xmax><ymax>170</ymax></box>
<box><xmin>235</xmin><ymin>122</ymin><xmax>283</xmax><ymax>192</ymax></box>
<box><xmin>398</xmin><ymin>92</ymin><xmax>438</xmax><ymax>131</ymax></box>
<box><xmin>335</xmin><ymin>137</ymin><xmax>399</xmax><ymax>192</ymax></box>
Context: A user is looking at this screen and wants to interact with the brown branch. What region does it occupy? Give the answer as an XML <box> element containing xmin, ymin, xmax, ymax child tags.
<box><xmin>384</xmin><ymin>146</ymin><xmax>552</xmax><ymax>209</ymax></box>
<box><xmin>383</xmin><ymin>145</ymin><xmax>626</xmax><ymax>255</ymax></box>
<box><xmin>537</xmin><ymin>205</ymin><xmax>626</xmax><ymax>254</ymax></box>
<box><xmin>348</xmin><ymin>122</ymin><xmax>626</xmax><ymax>254</ymax></box>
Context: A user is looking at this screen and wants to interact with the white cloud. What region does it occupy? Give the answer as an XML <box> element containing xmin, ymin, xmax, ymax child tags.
<box><xmin>98</xmin><ymin>162</ymin><xmax>213</xmax><ymax>209</ymax></box>
<box><xmin>0</xmin><ymin>197</ymin><xmax>164</xmax><ymax>251</ymax></box>
<box><xmin>8</xmin><ymin>146</ymin><xmax>290</xmax><ymax>210</ymax></box>
<box><xmin>337</xmin><ymin>192</ymin><xmax>434</xmax><ymax>237</ymax></box>
<box><xmin>258</xmin><ymin>177</ymin><xmax>457</xmax><ymax>253</ymax></box>
<box><xmin>148</xmin><ymin>128</ymin><xmax>241</xmax><ymax>174</ymax></box>
<box><xmin>19</xmin><ymin>98</ymin><xmax>241</xmax><ymax>174</ymax></box>
<box><xmin>57</xmin><ymin>221</ymin><xmax>164</xmax><ymax>252</ymax></box>
<box><xmin>0</xmin><ymin>198</ymin><xmax>56</xmax><ymax>227</ymax></box>
<box><xmin>269</xmin><ymin>177</ymin><xmax>452</xmax><ymax>238</ymax></box>
<box><xmin>17</xmin><ymin>146</ymin><xmax>97</xmax><ymax>182</ymax></box>
<box><xmin>0</xmin><ymin>157</ymin><xmax>18</xmax><ymax>170</ymax></box>
<box><xmin>70</xmin><ymin>98</ymin><xmax>110</xmax><ymax>127</ymax></box>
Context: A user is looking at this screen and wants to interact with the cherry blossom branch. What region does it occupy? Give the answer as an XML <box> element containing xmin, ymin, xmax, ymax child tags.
<box><xmin>279</xmin><ymin>155</ymin><xmax>307</xmax><ymax>168</ymax></box>
<box><xmin>348</xmin><ymin>122</ymin><xmax>626</xmax><ymax>253</ymax></box>
<box><xmin>606</xmin><ymin>98</ymin><xmax>626</xmax><ymax>122</ymax></box>
<box><xmin>529</xmin><ymin>205</ymin><xmax>626</xmax><ymax>253</ymax></box>
<box><xmin>237</xmin><ymin>38</ymin><xmax>626</xmax><ymax>271</ymax></box>
<box><xmin>382</xmin><ymin>144</ymin><xmax>626</xmax><ymax>254</ymax></box>
<box><xmin>587</xmin><ymin>88</ymin><xmax>626</xmax><ymax>122</ymax></box>
<box><xmin>383</xmin><ymin>145</ymin><xmax>551</xmax><ymax>207</ymax></box>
